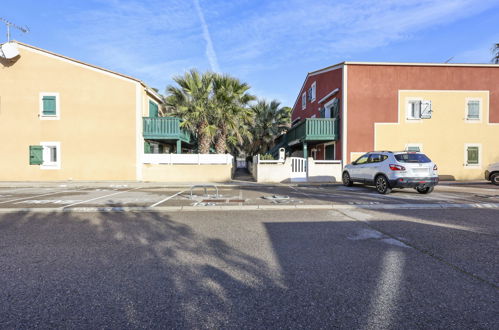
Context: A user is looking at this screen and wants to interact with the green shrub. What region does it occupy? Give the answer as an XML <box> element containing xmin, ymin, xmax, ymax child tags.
<box><xmin>260</xmin><ymin>154</ymin><xmax>275</xmax><ymax>160</ymax></box>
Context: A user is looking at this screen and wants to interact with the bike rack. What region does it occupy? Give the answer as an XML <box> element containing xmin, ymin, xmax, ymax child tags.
<box><xmin>190</xmin><ymin>184</ymin><xmax>219</xmax><ymax>200</ymax></box>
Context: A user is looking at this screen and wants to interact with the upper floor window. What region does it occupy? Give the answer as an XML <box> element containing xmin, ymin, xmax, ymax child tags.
<box><xmin>407</xmin><ymin>100</ymin><xmax>421</xmax><ymax>119</ymax></box>
<box><xmin>466</xmin><ymin>99</ymin><xmax>481</xmax><ymax>121</ymax></box>
<box><xmin>308</xmin><ymin>82</ymin><xmax>316</xmax><ymax>102</ymax></box>
<box><xmin>40</xmin><ymin>93</ymin><xmax>60</xmax><ymax>120</ymax></box>
<box><xmin>302</xmin><ymin>92</ymin><xmax>306</xmax><ymax>110</ymax></box>
<box><xmin>406</xmin><ymin>99</ymin><xmax>432</xmax><ymax>120</ymax></box>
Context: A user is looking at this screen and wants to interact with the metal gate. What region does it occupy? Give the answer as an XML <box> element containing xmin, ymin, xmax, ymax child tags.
<box><xmin>290</xmin><ymin>157</ymin><xmax>307</xmax><ymax>182</ymax></box>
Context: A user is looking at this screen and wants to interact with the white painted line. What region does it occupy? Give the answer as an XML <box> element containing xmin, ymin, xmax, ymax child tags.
<box><xmin>61</xmin><ymin>188</ymin><xmax>141</xmax><ymax>209</ymax></box>
<box><xmin>150</xmin><ymin>190</ymin><xmax>185</xmax><ymax>208</ymax></box>
<box><xmin>0</xmin><ymin>189</ymin><xmax>74</xmax><ymax>204</ymax></box>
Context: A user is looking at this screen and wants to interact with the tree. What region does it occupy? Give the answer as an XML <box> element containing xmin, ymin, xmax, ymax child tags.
<box><xmin>492</xmin><ymin>43</ymin><xmax>499</xmax><ymax>64</ymax></box>
<box><xmin>166</xmin><ymin>70</ymin><xmax>217</xmax><ymax>153</ymax></box>
<box><xmin>212</xmin><ymin>74</ymin><xmax>255</xmax><ymax>154</ymax></box>
<box><xmin>247</xmin><ymin>100</ymin><xmax>291</xmax><ymax>155</ymax></box>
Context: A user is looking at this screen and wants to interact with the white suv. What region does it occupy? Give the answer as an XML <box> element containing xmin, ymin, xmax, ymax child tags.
<box><xmin>342</xmin><ymin>151</ymin><xmax>439</xmax><ymax>194</ymax></box>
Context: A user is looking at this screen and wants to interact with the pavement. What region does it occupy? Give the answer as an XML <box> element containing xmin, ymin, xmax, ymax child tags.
<box><xmin>0</xmin><ymin>181</ymin><xmax>497</xmax><ymax>213</ymax></box>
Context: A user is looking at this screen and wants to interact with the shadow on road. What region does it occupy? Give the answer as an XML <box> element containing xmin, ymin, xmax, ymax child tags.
<box><xmin>0</xmin><ymin>208</ymin><xmax>497</xmax><ymax>328</ymax></box>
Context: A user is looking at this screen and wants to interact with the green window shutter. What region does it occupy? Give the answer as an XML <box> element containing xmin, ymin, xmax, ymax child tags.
<box><xmin>149</xmin><ymin>101</ymin><xmax>159</xmax><ymax>117</ymax></box>
<box><xmin>42</xmin><ymin>96</ymin><xmax>57</xmax><ymax>116</ymax></box>
<box><xmin>144</xmin><ymin>141</ymin><xmax>152</xmax><ymax>154</ymax></box>
<box><xmin>29</xmin><ymin>146</ymin><xmax>43</xmax><ymax>165</ymax></box>
<box><xmin>467</xmin><ymin>146</ymin><xmax>479</xmax><ymax>164</ymax></box>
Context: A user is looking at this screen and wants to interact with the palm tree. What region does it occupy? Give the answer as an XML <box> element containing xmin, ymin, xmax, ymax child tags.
<box><xmin>212</xmin><ymin>74</ymin><xmax>255</xmax><ymax>154</ymax></box>
<box><xmin>248</xmin><ymin>100</ymin><xmax>291</xmax><ymax>155</ymax></box>
<box><xmin>166</xmin><ymin>70</ymin><xmax>217</xmax><ymax>153</ymax></box>
<box><xmin>492</xmin><ymin>43</ymin><xmax>499</xmax><ymax>64</ymax></box>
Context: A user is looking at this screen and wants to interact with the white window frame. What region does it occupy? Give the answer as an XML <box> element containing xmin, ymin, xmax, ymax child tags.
<box><xmin>39</xmin><ymin>92</ymin><xmax>60</xmax><ymax>120</ymax></box>
<box><xmin>311</xmin><ymin>82</ymin><xmax>316</xmax><ymax>102</ymax></box>
<box><xmin>465</xmin><ymin>97</ymin><xmax>482</xmax><ymax>122</ymax></box>
<box><xmin>405</xmin><ymin>143</ymin><xmax>423</xmax><ymax>152</ymax></box>
<box><xmin>464</xmin><ymin>143</ymin><xmax>481</xmax><ymax>168</ymax></box>
<box><xmin>405</xmin><ymin>98</ymin><xmax>422</xmax><ymax>121</ymax></box>
<box><xmin>302</xmin><ymin>92</ymin><xmax>306</xmax><ymax>110</ymax></box>
<box><xmin>40</xmin><ymin>142</ymin><xmax>61</xmax><ymax>170</ymax></box>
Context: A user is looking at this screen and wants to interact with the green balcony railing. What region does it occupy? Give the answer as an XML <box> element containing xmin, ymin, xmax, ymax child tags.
<box><xmin>143</xmin><ymin>117</ymin><xmax>191</xmax><ymax>143</ymax></box>
<box><xmin>269</xmin><ymin>118</ymin><xmax>338</xmax><ymax>156</ymax></box>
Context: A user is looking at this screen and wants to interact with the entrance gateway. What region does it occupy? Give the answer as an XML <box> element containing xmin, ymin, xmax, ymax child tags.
<box><xmin>290</xmin><ymin>157</ymin><xmax>307</xmax><ymax>182</ymax></box>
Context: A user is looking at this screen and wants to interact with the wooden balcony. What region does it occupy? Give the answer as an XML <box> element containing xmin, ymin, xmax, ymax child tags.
<box><xmin>142</xmin><ymin>117</ymin><xmax>191</xmax><ymax>143</ymax></box>
<box><xmin>287</xmin><ymin>118</ymin><xmax>339</xmax><ymax>143</ymax></box>
<box><xmin>269</xmin><ymin>118</ymin><xmax>339</xmax><ymax>156</ymax></box>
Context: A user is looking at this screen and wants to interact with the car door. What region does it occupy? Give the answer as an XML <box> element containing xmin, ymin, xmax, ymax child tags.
<box><xmin>349</xmin><ymin>154</ymin><xmax>369</xmax><ymax>181</ymax></box>
<box><xmin>364</xmin><ymin>154</ymin><xmax>382</xmax><ymax>184</ymax></box>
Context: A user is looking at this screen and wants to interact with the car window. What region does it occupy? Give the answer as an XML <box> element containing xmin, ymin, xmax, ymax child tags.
<box><xmin>368</xmin><ymin>154</ymin><xmax>387</xmax><ymax>163</ymax></box>
<box><xmin>395</xmin><ymin>153</ymin><xmax>431</xmax><ymax>163</ymax></box>
<box><xmin>354</xmin><ymin>154</ymin><xmax>369</xmax><ymax>165</ymax></box>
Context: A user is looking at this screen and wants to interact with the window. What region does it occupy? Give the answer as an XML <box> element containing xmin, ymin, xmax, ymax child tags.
<box><xmin>302</xmin><ymin>92</ymin><xmax>306</xmax><ymax>110</ymax></box>
<box><xmin>407</xmin><ymin>99</ymin><xmax>431</xmax><ymax>120</ymax></box>
<box><xmin>310</xmin><ymin>82</ymin><xmax>316</xmax><ymax>102</ymax></box>
<box><xmin>354</xmin><ymin>154</ymin><xmax>369</xmax><ymax>165</ymax></box>
<box><xmin>395</xmin><ymin>153</ymin><xmax>431</xmax><ymax>163</ymax></box>
<box><xmin>40</xmin><ymin>142</ymin><xmax>61</xmax><ymax>169</ymax></box>
<box><xmin>405</xmin><ymin>144</ymin><xmax>422</xmax><ymax>152</ymax></box>
<box><xmin>368</xmin><ymin>154</ymin><xmax>388</xmax><ymax>163</ymax></box>
<box><xmin>40</xmin><ymin>93</ymin><xmax>60</xmax><ymax>119</ymax></box>
<box><xmin>465</xmin><ymin>145</ymin><xmax>480</xmax><ymax>166</ymax></box>
<box><xmin>466</xmin><ymin>99</ymin><xmax>480</xmax><ymax>120</ymax></box>
<box><xmin>407</xmin><ymin>100</ymin><xmax>421</xmax><ymax>119</ymax></box>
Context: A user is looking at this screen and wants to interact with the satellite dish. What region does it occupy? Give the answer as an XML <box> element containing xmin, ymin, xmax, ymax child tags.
<box><xmin>0</xmin><ymin>42</ymin><xmax>20</xmax><ymax>59</ymax></box>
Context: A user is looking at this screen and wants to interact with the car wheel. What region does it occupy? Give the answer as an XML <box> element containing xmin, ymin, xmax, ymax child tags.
<box><xmin>342</xmin><ymin>172</ymin><xmax>353</xmax><ymax>186</ymax></box>
<box><xmin>491</xmin><ymin>173</ymin><xmax>499</xmax><ymax>186</ymax></box>
<box><xmin>375</xmin><ymin>175</ymin><xmax>391</xmax><ymax>194</ymax></box>
<box><xmin>416</xmin><ymin>186</ymin><xmax>434</xmax><ymax>194</ymax></box>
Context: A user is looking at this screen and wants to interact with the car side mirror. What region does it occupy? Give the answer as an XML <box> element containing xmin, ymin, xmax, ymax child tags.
<box><xmin>352</xmin><ymin>161</ymin><xmax>357</xmax><ymax>165</ymax></box>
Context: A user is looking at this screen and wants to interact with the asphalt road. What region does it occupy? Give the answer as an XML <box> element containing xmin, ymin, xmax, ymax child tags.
<box><xmin>0</xmin><ymin>208</ymin><xmax>498</xmax><ymax>329</ymax></box>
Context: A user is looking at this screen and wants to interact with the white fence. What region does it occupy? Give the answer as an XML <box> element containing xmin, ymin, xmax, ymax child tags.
<box><xmin>143</xmin><ymin>153</ymin><xmax>234</xmax><ymax>165</ymax></box>
<box><xmin>250</xmin><ymin>156</ymin><xmax>343</xmax><ymax>183</ymax></box>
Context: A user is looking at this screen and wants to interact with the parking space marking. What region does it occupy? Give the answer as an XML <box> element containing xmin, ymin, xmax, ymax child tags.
<box><xmin>61</xmin><ymin>188</ymin><xmax>141</xmax><ymax>209</ymax></box>
<box><xmin>0</xmin><ymin>189</ymin><xmax>76</xmax><ymax>204</ymax></box>
<box><xmin>150</xmin><ymin>190</ymin><xmax>185</xmax><ymax>208</ymax></box>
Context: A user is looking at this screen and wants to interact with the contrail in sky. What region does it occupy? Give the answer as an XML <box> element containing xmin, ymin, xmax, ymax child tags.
<box><xmin>193</xmin><ymin>0</ymin><xmax>220</xmax><ymax>72</ymax></box>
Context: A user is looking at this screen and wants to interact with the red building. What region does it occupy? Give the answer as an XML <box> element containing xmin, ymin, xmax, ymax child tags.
<box><xmin>276</xmin><ymin>61</ymin><xmax>499</xmax><ymax>180</ymax></box>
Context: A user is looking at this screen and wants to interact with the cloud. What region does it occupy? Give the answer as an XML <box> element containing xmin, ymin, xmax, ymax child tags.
<box><xmin>193</xmin><ymin>0</ymin><xmax>220</xmax><ymax>72</ymax></box>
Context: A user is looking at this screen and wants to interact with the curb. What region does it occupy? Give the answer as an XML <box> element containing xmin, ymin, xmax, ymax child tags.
<box><xmin>0</xmin><ymin>203</ymin><xmax>497</xmax><ymax>213</ymax></box>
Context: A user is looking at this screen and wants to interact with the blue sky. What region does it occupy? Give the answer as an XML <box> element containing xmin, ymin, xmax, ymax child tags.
<box><xmin>3</xmin><ymin>0</ymin><xmax>499</xmax><ymax>106</ymax></box>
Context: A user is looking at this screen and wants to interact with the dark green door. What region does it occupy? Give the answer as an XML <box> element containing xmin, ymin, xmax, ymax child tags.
<box><xmin>325</xmin><ymin>144</ymin><xmax>335</xmax><ymax>160</ymax></box>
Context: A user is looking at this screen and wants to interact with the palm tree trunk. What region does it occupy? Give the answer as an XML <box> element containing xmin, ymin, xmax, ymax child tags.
<box><xmin>215</xmin><ymin>127</ymin><xmax>228</xmax><ymax>154</ymax></box>
<box><xmin>198</xmin><ymin>121</ymin><xmax>211</xmax><ymax>154</ymax></box>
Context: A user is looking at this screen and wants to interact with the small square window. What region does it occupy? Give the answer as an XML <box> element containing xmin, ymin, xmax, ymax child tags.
<box><xmin>466</xmin><ymin>146</ymin><xmax>479</xmax><ymax>165</ymax></box>
<box><xmin>467</xmin><ymin>100</ymin><xmax>480</xmax><ymax>120</ymax></box>
<box><xmin>40</xmin><ymin>93</ymin><xmax>60</xmax><ymax>119</ymax></box>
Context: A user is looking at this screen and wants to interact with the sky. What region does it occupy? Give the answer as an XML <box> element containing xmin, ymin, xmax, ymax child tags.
<box><xmin>2</xmin><ymin>0</ymin><xmax>499</xmax><ymax>106</ymax></box>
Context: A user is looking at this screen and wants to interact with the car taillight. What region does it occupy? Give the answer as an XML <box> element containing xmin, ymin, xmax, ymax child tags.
<box><xmin>433</xmin><ymin>164</ymin><xmax>438</xmax><ymax>170</ymax></box>
<box><xmin>389</xmin><ymin>164</ymin><xmax>406</xmax><ymax>171</ymax></box>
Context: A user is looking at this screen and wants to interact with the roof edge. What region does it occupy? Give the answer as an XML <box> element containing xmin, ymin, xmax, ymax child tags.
<box><xmin>15</xmin><ymin>41</ymin><xmax>164</xmax><ymax>102</ymax></box>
